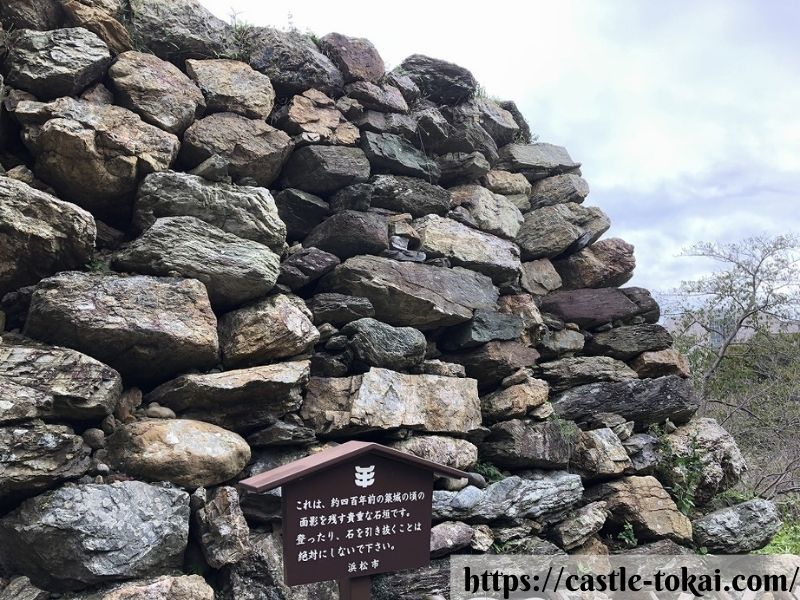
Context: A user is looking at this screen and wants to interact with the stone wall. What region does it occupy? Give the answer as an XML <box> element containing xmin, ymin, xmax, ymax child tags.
<box><xmin>0</xmin><ymin>1</ymin><xmax>781</xmax><ymax>598</ymax></box>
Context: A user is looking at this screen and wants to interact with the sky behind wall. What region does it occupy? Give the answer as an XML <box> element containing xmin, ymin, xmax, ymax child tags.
<box><xmin>200</xmin><ymin>0</ymin><xmax>800</xmax><ymax>293</ymax></box>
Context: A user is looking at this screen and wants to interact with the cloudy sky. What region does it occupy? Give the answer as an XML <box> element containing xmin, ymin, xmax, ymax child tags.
<box><xmin>201</xmin><ymin>0</ymin><xmax>800</xmax><ymax>293</ymax></box>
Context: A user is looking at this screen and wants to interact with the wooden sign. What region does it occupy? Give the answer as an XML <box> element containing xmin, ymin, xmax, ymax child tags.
<box><xmin>239</xmin><ymin>441</ymin><xmax>469</xmax><ymax>599</ymax></box>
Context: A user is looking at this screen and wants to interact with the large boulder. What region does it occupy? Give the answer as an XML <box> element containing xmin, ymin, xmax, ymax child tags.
<box><xmin>480</xmin><ymin>379</ymin><xmax>550</xmax><ymax>423</ymax></box>
<box><xmin>145</xmin><ymin>361</ymin><xmax>309</xmax><ymax>434</ymax></box>
<box><xmin>279</xmin><ymin>145</ymin><xmax>370</xmax><ymax>194</ymax></box>
<box><xmin>692</xmin><ymin>499</ymin><xmax>781</xmax><ymax>553</ymax></box>
<box><xmin>553</xmin><ymin>238</ymin><xmax>635</xmax><ymax>289</ymax></box>
<box><xmin>432</xmin><ymin>471</ymin><xmax>582</xmax><ymax>522</ymax></box>
<box><xmin>306</xmin><ymin>292</ymin><xmax>375</xmax><ymax>326</ymax></box>
<box><xmin>571</xmin><ymin>428</ymin><xmax>633</xmax><ymax>480</ymax></box>
<box><xmin>3</xmin><ymin>27</ymin><xmax>111</xmax><ymax>99</ymax></box>
<box><xmin>303</xmin><ymin>210</ymin><xmax>388</xmax><ymax>259</ymax></box>
<box><xmin>23</xmin><ymin>272</ymin><xmax>219</xmax><ymax>386</ymax></box>
<box><xmin>106</xmin><ymin>419</ymin><xmax>250</xmax><ymax>488</ymax></box>
<box><xmin>442</xmin><ymin>341</ymin><xmax>540</xmax><ymax>391</ymax></box>
<box><xmin>61</xmin><ymin>575</ymin><xmax>214</xmax><ymax>600</ymax></box>
<box><xmin>451</xmin><ymin>98</ymin><xmax>520</xmax><ymax>147</ymax></box>
<box><xmin>585</xmin><ymin>476</ymin><xmax>692</xmax><ymax>544</ymax></box>
<box><xmin>439</xmin><ymin>309</ymin><xmax>524</xmax><ymax>351</ymax></box>
<box><xmin>0</xmin><ymin>177</ymin><xmax>95</xmax><ymax>297</ymax></box>
<box><xmin>301</xmin><ymin>368</ymin><xmax>482</xmax><ymax>437</ymax></box>
<box><xmin>538</xmin><ymin>356</ymin><xmax>638</xmax><ymax>392</ymax></box>
<box><xmin>342</xmin><ymin>317</ymin><xmax>426</xmax><ymax>371</ymax></box>
<box><xmin>133</xmin><ymin>171</ymin><xmax>286</xmax><ymax>251</ymax></box>
<box><xmin>549</xmin><ymin>501</ymin><xmax>608</xmax><ymax>550</ymax></box>
<box><xmin>193</xmin><ymin>486</ymin><xmax>250</xmax><ymax>569</ymax></box>
<box><xmin>12</xmin><ymin>98</ymin><xmax>179</xmax><ymax>222</ymax></box>
<box><xmin>0</xmin><ymin>0</ymin><xmax>63</xmax><ymax>30</ymax></box>
<box><xmin>318</xmin><ymin>32</ymin><xmax>384</xmax><ymax>83</ymax></box>
<box><xmin>429</xmin><ymin>521</ymin><xmax>475</xmax><ymax>557</ymax></box>
<box><xmin>449</xmin><ymin>184</ymin><xmax>523</xmax><ymax>240</ymax></box>
<box><xmin>273</xmin><ymin>188</ymin><xmax>329</xmax><ymax>241</ymax></box>
<box><xmin>539</xmin><ymin>287</ymin><xmax>660</xmax><ymax>330</ymax></box>
<box><xmin>413</xmin><ymin>215</ymin><xmax>521</xmax><ymax>285</ymax></box>
<box><xmin>319</xmin><ymin>255</ymin><xmax>499</xmax><ymax>330</ymax></box>
<box><xmin>0</xmin><ymin>421</ymin><xmax>90</xmax><ymax>505</ymax></box>
<box><xmin>585</xmin><ymin>324</ymin><xmax>673</xmax><ymax>360</ymax></box>
<box><xmin>58</xmin><ymin>0</ymin><xmax>132</xmax><ymax>56</ymax></box>
<box><xmin>218</xmin><ymin>294</ymin><xmax>319</xmax><ymax>368</ymax></box>
<box><xmin>361</xmin><ymin>131</ymin><xmax>440</xmax><ymax>181</ymax></box>
<box><xmin>127</xmin><ymin>0</ymin><xmax>231</xmax><ymax>63</ymax></box>
<box><xmin>496</xmin><ymin>143</ymin><xmax>580</xmax><ymax>182</ymax></box>
<box><xmin>273</xmin><ymin>89</ymin><xmax>359</xmax><ymax>146</ymax></box>
<box><xmin>0</xmin><ymin>481</ymin><xmax>189</xmax><ymax>591</ymax></box>
<box><xmin>521</xmin><ymin>259</ymin><xmax>562</xmax><ymax>296</ymax></box>
<box><xmin>186</xmin><ymin>58</ymin><xmax>275</xmax><ymax>120</ymax></box>
<box><xmin>479</xmin><ymin>419</ymin><xmax>574</xmax><ymax>469</ymax></box>
<box><xmin>389</xmin><ymin>435</ymin><xmax>478</xmax><ymax>470</ymax></box>
<box><xmin>529</xmin><ymin>173</ymin><xmax>590</xmax><ymax>208</ymax></box>
<box><xmin>0</xmin><ymin>343</ymin><xmax>122</xmax><ymax>423</ymax></box>
<box><xmin>631</xmin><ymin>348</ymin><xmax>691</xmax><ymax>379</ymax></box>
<box><xmin>553</xmin><ymin>375</ymin><xmax>699</xmax><ymax>430</ymax></box>
<box><xmin>515</xmin><ymin>203</ymin><xmax>610</xmax><ymax>260</ymax></box>
<box><xmin>396</xmin><ymin>54</ymin><xmax>478</xmax><ymax>104</ymax></box>
<box><xmin>350</xmin><ymin>175</ymin><xmax>451</xmax><ymax>217</ymax></box>
<box><xmin>180</xmin><ymin>113</ymin><xmax>293</xmax><ymax>187</ymax></box>
<box><xmin>112</xmin><ymin>216</ymin><xmax>280</xmax><ymax>310</ymax></box>
<box><xmin>277</xmin><ymin>247</ymin><xmax>340</xmax><ymax>291</ymax></box>
<box><xmin>345</xmin><ymin>80</ymin><xmax>408</xmax><ymax>113</ymax></box>
<box><xmin>108</xmin><ymin>51</ymin><xmax>204</xmax><ymax>135</ymax></box>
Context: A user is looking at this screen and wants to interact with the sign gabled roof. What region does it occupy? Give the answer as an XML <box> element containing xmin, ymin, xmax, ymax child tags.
<box><xmin>239</xmin><ymin>440</ymin><xmax>470</xmax><ymax>493</ymax></box>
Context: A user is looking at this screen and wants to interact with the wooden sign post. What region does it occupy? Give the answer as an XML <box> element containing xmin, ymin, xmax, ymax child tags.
<box><xmin>239</xmin><ymin>441</ymin><xmax>469</xmax><ymax>600</ymax></box>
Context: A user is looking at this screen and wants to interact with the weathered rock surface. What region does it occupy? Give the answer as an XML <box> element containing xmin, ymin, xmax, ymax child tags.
<box><xmin>549</xmin><ymin>501</ymin><xmax>607</xmax><ymax>550</ymax></box>
<box><xmin>623</xmin><ymin>433</ymin><xmax>662</xmax><ymax>475</ymax></box>
<box><xmin>449</xmin><ymin>184</ymin><xmax>524</xmax><ymax>240</ymax></box>
<box><xmin>304</xmin><ymin>210</ymin><xmax>388</xmax><ymax>259</ymax></box>
<box><xmin>248</xmin><ymin>27</ymin><xmax>344</xmax><ymax>97</ymax></box>
<box><xmin>0</xmin><ymin>177</ymin><xmax>95</xmax><ymax>296</ymax></box>
<box><xmin>181</xmin><ymin>113</ymin><xmax>293</xmax><ymax>187</ymax></box>
<box><xmin>0</xmin><ymin>481</ymin><xmax>189</xmax><ymax>591</ymax></box>
<box><xmin>553</xmin><ymin>238</ymin><xmax>635</xmax><ymax>289</ymax></box>
<box><xmin>432</xmin><ymin>471</ymin><xmax>582</xmax><ymax>522</ymax></box>
<box><xmin>516</xmin><ymin>203</ymin><xmax>610</xmax><ymax>260</ymax></box>
<box><xmin>481</xmin><ymin>379</ymin><xmax>549</xmax><ymax>423</ymax></box>
<box><xmin>540</xmin><ymin>287</ymin><xmax>660</xmax><ymax>330</ymax></box>
<box><xmin>631</xmin><ymin>348</ymin><xmax>691</xmax><ymax>379</ymax></box>
<box><xmin>482</xmin><ymin>170</ymin><xmax>532</xmax><ymax>197</ymax></box>
<box><xmin>59</xmin><ymin>0</ymin><xmax>132</xmax><ymax>56</ymax></box>
<box><xmin>692</xmin><ymin>499</ymin><xmax>781</xmax><ymax>553</ymax></box>
<box><xmin>660</xmin><ymin>418</ymin><xmax>747</xmax><ymax>505</ymax></box>
<box><xmin>440</xmin><ymin>309</ymin><xmax>524</xmax><ymax>351</ymax></box>
<box><xmin>0</xmin><ymin>421</ymin><xmax>90</xmax><ymax>504</ymax></box>
<box><xmin>521</xmin><ymin>259</ymin><xmax>562</xmax><ymax>295</ymax></box>
<box><xmin>355</xmin><ymin>175</ymin><xmax>451</xmax><ymax>217</ymax></box>
<box><xmin>24</xmin><ymin>273</ymin><xmax>219</xmax><ymax>386</ymax></box>
<box><xmin>585</xmin><ymin>324</ymin><xmax>673</xmax><ymax>360</ymax></box>
<box><xmin>146</xmin><ymin>361</ymin><xmax>309</xmax><ymax>433</ymax></box>
<box><xmin>554</xmin><ymin>376</ymin><xmax>699</xmax><ymax>430</ymax></box>
<box><xmin>480</xmin><ymin>419</ymin><xmax>574</xmax><ymax>469</ymax></box>
<box><xmin>389</xmin><ymin>435</ymin><xmax>478</xmax><ymax>470</ymax></box>
<box><xmin>496</xmin><ymin>143</ymin><xmax>580</xmax><ymax>182</ymax></box>
<box><xmin>273</xmin><ymin>188</ymin><xmax>329</xmax><ymax>240</ymax></box>
<box><xmin>186</xmin><ymin>58</ymin><xmax>275</xmax><ymax>120</ymax></box>
<box><xmin>246</xmin><ymin>421</ymin><xmax>316</xmax><ymax>448</ymax></box>
<box><xmin>430</xmin><ymin>521</ymin><xmax>474</xmax><ymax>557</ymax></box>
<box><xmin>274</xmin><ymin>89</ymin><xmax>359</xmax><ymax>146</ymax></box>
<box><xmin>319</xmin><ymin>32</ymin><xmax>384</xmax><ymax>83</ymax></box>
<box><xmin>498</xmin><ymin>294</ymin><xmax>546</xmax><ymax>344</ymax></box>
<box><xmin>62</xmin><ymin>575</ymin><xmax>214</xmax><ymax>600</ymax></box>
<box><xmin>219</xmin><ymin>294</ymin><xmax>318</xmax><ymax>368</ymax></box>
<box><xmin>436</xmin><ymin>151</ymin><xmax>491</xmax><ymax>186</ymax></box>
<box><xmin>0</xmin><ymin>343</ymin><xmax>122</xmax><ymax>423</ymax></box>
<box><xmin>112</xmin><ymin>216</ymin><xmax>280</xmax><ymax>309</ymax></box>
<box><xmin>307</xmin><ymin>292</ymin><xmax>375</xmax><ymax>326</ymax></box>
<box><xmin>107</xmin><ymin>419</ymin><xmax>250</xmax><ymax>488</ymax></box>
<box><xmin>133</xmin><ymin>171</ymin><xmax>286</xmax><ymax>251</ymax></box>
<box><xmin>108</xmin><ymin>51</ymin><xmax>205</xmax><ymax>134</ymax></box>
<box><xmin>443</xmin><ymin>341</ymin><xmax>540</xmax><ymax>391</ymax></box>
<box><xmin>585</xmin><ymin>476</ymin><xmax>693</xmax><ymax>544</ymax></box>
<box><xmin>571</xmin><ymin>428</ymin><xmax>632</xmax><ymax>480</ymax></box>
<box><xmin>13</xmin><ymin>98</ymin><xmax>179</xmax><ymax>221</ymax></box>
<box><xmin>301</xmin><ymin>368</ymin><xmax>482</xmax><ymax>437</ymax></box>
<box><xmin>414</xmin><ymin>215</ymin><xmax>521</xmax><ymax>285</ymax></box>
<box><xmin>361</xmin><ymin>132</ymin><xmax>440</xmax><ymax>181</ymax></box>
<box><xmin>0</xmin><ymin>0</ymin><xmax>63</xmax><ymax>30</ymax></box>
<box><xmin>345</xmin><ymin>81</ymin><xmax>408</xmax><ymax>113</ymax></box>
<box><xmin>193</xmin><ymin>486</ymin><xmax>250</xmax><ymax>569</ymax></box>
<box><xmin>3</xmin><ymin>27</ymin><xmax>111</xmax><ymax>99</ymax></box>
<box><xmin>342</xmin><ymin>318</ymin><xmax>426</xmax><ymax>371</ymax></box>
<box><xmin>397</xmin><ymin>54</ymin><xmax>478</xmax><ymax>104</ymax></box>
<box><xmin>529</xmin><ymin>173</ymin><xmax>590</xmax><ymax>208</ymax></box>
<box><xmin>538</xmin><ymin>356</ymin><xmax>638</xmax><ymax>392</ymax></box>
<box><xmin>537</xmin><ymin>328</ymin><xmax>585</xmax><ymax>360</ymax></box>
<box><xmin>320</xmin><ymin>255</ymin><xmax>499</xmax><ymax>330</ymax></box>
<box><xmin>280</xmin><ymin>145</ymin><xmax>370</xmax><ymax>194</ymax></box>
<box><xmin>277</xmin><ymin>247</ymin><xmax>340</xmax><ymax>290</ymax></box>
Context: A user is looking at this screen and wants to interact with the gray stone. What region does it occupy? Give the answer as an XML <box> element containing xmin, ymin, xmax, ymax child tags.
<box><xmin>108</xmin><ymin>51</ymin><xmax>205</xmax><ymax>135</ymax></box>
<box><xmin>303</xmin><ymin>210</ymin><xmax>388</xmax><ymax>259</ymax></box>
<box><xmin>353</xmin><ymin>110</ymin><xmax>417</xmax><ymax>140</ymax></box>
<box><xmin>539</xmin><ymin>287</ymin><xmax>660</xmax><ymax>330</ymax></box>
<box><xmin>186</xmin><ymin>58</ymin><xmax>275</xmax><ymax>120</ymax></box>
<box><xmin>278</xmin><ymin>247</ymin><xmax>340</xmax><ymax>290</ymax></box>
<box><xmin>430</xmin><ymin>522</ymin><xmax>474</xmax><ymax>557</ymax></box>
<box><xmin>306</xmin><ymin>292</ymin><xmax>375</xmax><ymax>326</ymax></box>
<box><xmin>496</xmin><ymin>143</ymin><xmax>580</xmax><ymax>182</ymax></box>
<box><xmin>497</xmin><ymin>294</ymin><xmax>546</xmax><ymax>345</ymax></box>
<box><xmin>453</xmin><ymin>98</ymin><xmax>520</xmax><ymax>146</ymax></box>
<box><xmin>0</xmin><ymin>421</ymin><xmax>90</xmax><ymax>505</ymax></box>
<box><xmin>553</xmin><ymin>237</ymin><xmax>635</xmax><ymax>289</ymax></box>
<box><xmin>479</xmin><ymin>419</ymin><xmax>574</xmax><ymax>469</ymax></box>
<box><xmin>442</xmin><ymin>341</ymin><xmax>539</xmax><ymax>391</ymax></box>
<box><xmin>219</xmin><ymin>294</ymin><xmax>318</xmax><ymax>368</ymax></box>
<box><xmin>549</xmin><ymin>501</ymin><xmax>607</xmax><ymax>550</ymax></box>
<box><xmin>61</xmin><ymin>575</ymin><xmax>214</xmax><ymax>599</ymax></box>
<box><xmin>571</xmin><ymin>428</ymin><xmax>632</xmax><ymax>480</ymax></box>
<box><xmin>0</xmin><ymin>0</ymin><xmax>63</xmax><ymax>29</ymax></box>
<box><xmin>537</xmin><ymin>328</ymin><xmax>585</xmax><ymax>360</ymax></box>
<box><xmin>538</xmin><ymin>356</ymin><xmax>638</xmax><ymax>392</ymax></box>
<box><xmin>623</xmin><ymin>433</ymin><xmax>662</xmax><ymax>474</ymax></box>
<box><xmin>345</xmin><ymin>81</ymin><xmax>407</xmax><ymax>113</ymax></box>
<box><xmin>585</xmin><ymin>324</ymin><xmax>673</xmax><ymax>360</ymax></box>
<box><xmin>146</xmin><ymin>360</ymin><xmax>309</xmax><ymax>434</ymax></box>
<box><xmin>0</xmin><ymin>177</ymin><xmax>95</xmax><ymax>297</ymax></box>
<box><xmin>554</xmin><ymin>376</ymin><xmax>699</xmax><ymax>430</ymax></box>
<box><xmin>440</xmin><ymin>310</ymin><xmax>524</xmax><ymax>351</ymax></box>
<box><xmin>273</xmin><ymin>188</ymin><xmax>329</xmax><ymax>241</ymax></box>
<box><xmin>3</xmin><ymin>27</ymin><xmax>111</xmax><ymax>99</ymax></box>
<box><xmin>435</xmin><ymin>151</ymin><xmax>491</xmax><ymax>186</ymax></box>
<box><xmin>106</xmin><ymin>419</ymin><xmax>250</xmax><ymax>488</ymax></box>
<box><xmin>246</xmin><ymin>421</ymin><xmax>316</xmax><ymax>448</ymax></box>
<box><xmin>432</xmin><ymin>471</ymin><xmax>582</xmax><ymax>522</ymax></box>
<box><xmin>449</xmin><ymin>184</ymin><xmax>523</xmax><ymax>240</ymax></box>
<box><xmin>516</xmin><ymin>203</ymin><xmax>610</xmax><ymax>260</ymax></box>
<box><xmin>529</xmin><ymin>173</ymin><xmax>590</xmax><ymax>208</ymax></box>
<box><xmin>0</xmin><ymin>481</ymin><xmax>189</xmax><ymax>591</ymax></box>
<box><xmin>361</xmin><ymin>132</ymin><xmax>440</xmax><ymax>181</ymax></box>
<box><xmin>280</xmin><ymin>145</ymin><xmax>370</xmax><ymax>194</ymax></box>
<box><xmin>389</xmin><ymin>435</ymin><xmax>477</xmax><ymax>470</ymax></box>
<box><xmin>301</xmin><ymin>368</ymin><xmax>482</xmax><ymax>437</ymax></box>
<box><xmin>318</xmin><ymin>32</ymin><xmax>384</xmax><ymax>83</ymax></box>
<box><xmin>356</xmin><ymin>174</ymin><xmax>451</xmax><ymax>217</ymax></box>
<box><xmin>24</xmin><ymin>273</ymin><xmax>219</xmax><ymax>386</ymax></box>
<box><xmin>342</xmin><ymin>318</ymin><xmax>426</xmax><ymax>371</ymax></box>
<box><xmin>480</xmin><ymin>379</ymin><xmax>550</xmax><ymax>423</ymax></box>
<box><xmin>420</xmin><ymin>360</ymin><xmax>466</xmax><ymax>378</ymax></box>
<box><xmin>521</xmin><ymin>259</ymin><xmax>562</xmax><ymax>295</ymax></box>
<box><xmin>692</xmin><ymin>499</ymin><xmax>781</xmax><ymax>553</ymax></box>
<box><xmin>396</xmin><ymin>54</ymin><xmax>478</xmax><ymax>104</ymax></box>
<box><xmin>133</xmin><ymin>171</ymin><xmax>286</xmax><ymax>251</ymax></box>
<box><xmin>193</xmin><ymin>486</ymin><xmax>249</xmax><ymax>568</ymax></box>
<box><xmin>112</xmin><ymin>216</ymin><xmax>280</xmax><ymax>310</ymax></box>
<box><xmin>0</xmin><ymin>576</ymin><xmax>48</xmax><ymax>600</ymax></box>
<box><xmin>319</xmin><ymin>255</ymin><xmax>499</xmax><ymax>330</ymax></box>
<box><xmin>482</xmin><ymin>170</ymin><xmax>532</xmax><ymax>197</ymax></box>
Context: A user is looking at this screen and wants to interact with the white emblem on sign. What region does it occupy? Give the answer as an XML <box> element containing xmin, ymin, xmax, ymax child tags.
<box><xmin>354</xmin><ymin>465</ymin><xmax>375</xmax><ymax>488</ymax></box>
